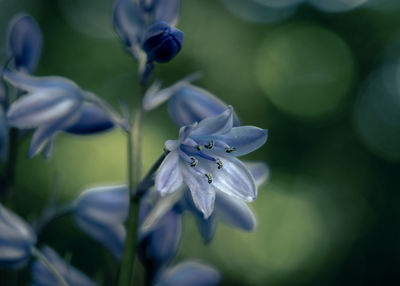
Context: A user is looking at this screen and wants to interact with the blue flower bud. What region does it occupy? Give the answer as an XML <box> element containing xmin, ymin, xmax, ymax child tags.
<box><xmin>142</xmin><ymin>21</ymin><xmax>183</xmax><ymax>63</ymax></box>
<box><xmin>7</xmin><ymin>13</ymin><xmax>43</xmax><ymax>73</ymax></box>
<box><xmin>0</xmin><ymin>204</ymin><xmax>36</xmax><ymax>269</ymax></box>
<box><xmin>31</xmin><ymin>246</ymin><xmax>96</xmax><ymax>286</ymax></box>
<box><xmin>74</xmin><ymin>185</ymin><xmax>129</xmax><ymax>261</ymax></box>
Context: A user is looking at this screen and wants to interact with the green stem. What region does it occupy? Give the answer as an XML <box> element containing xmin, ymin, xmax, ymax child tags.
<box><xmin>31</xmin><ymin>247</ymin><xmax>69</xmax><ymax>286</ymax></box>
<box><xmin>118</xmin><ymin>105</ymin><xmax>143</xmax><ymax>286</ymax></box>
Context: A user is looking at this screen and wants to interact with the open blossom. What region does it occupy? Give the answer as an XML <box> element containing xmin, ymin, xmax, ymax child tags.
<box><xmin>156</xmin><ymin>107</ymin><xmax>268</xmax><ymax>218</ymax></box>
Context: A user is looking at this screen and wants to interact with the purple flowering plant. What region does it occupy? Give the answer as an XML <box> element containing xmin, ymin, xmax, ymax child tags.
<box><xmin>0</xmin><ymin>1</ymin><xmax>268</xmax><ymax>286</ymax></box>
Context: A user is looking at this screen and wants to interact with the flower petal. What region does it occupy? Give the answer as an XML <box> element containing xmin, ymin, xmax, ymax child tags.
<box><xmin>190</xmin><ymin>106</ymin><xmax>233</xmax><ymax>136</ymax></box>
<box><xmin>7</xmin><ymin>13</ymin><xmax>42</xmax><ymax>73</ymax></box>
<box><xmin>214</xmin><ymin>191</ymin><xmax>256</xmax><ymax>231</ymax></box>
<box><xmin>167</xmin><ymin>84</ymin><xmax>240</xmax><ymax>127</ymax></box>
<box><xmin>209</xmin><ymin>156</ymin><xmax>257</xmax><ymax>202</ymax></box>
<box><xmin>181</xmin><ymin>164</ymin><xmax>215</xmax><ymax>218</ymax></box>
<box><xmin>156</xmin><ymin>151</ymin><xmax>183</xmax><ymax>195</ymax></box>
<box><xmin>244</xmin><ymin>161</ymin><xmax>270</xmax><ymax>186</ymax></box>
<box><xmin>157</xmin><ymin>261</ymin><xmax>221</xmax><ymax>286</ymax></box>
<box><xmin>152</xmin><ymin>0</ymin><xmax>181</xmax><ymax>26</ymax></box>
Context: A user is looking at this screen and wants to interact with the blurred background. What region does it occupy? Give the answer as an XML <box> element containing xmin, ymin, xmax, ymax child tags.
<box><xmin>1</xmin><ymin>0</ymin><xmax>400</xmax><ymax>285</ymax></box>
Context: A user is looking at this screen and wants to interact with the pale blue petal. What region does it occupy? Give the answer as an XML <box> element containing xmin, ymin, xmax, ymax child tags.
<box><xmin>244</xmin><ymin>161</ymin><xmax>270</xmax><ymax>186</ymax></box>
<box><xmin>156</xmin><ymin>151</ymin><xmax>183</xmax><ymax>195</ymax></box>
<box><xmin>7</xmin><ymin>13</ymin><xmax>42</xmax><ymax>73</ymax></box>
<box><xmin>64</xmin><ymin>103</ymin><xmax>114</xmax><ymax>135</ymax></box>
<box><xmin>153</xmin><ymin>0</ymin><xmax>181</xmax><ymax>26</ymax></box>
<box><xmin>214</xmin><ymin>191</ymin><xmax>256</xmax><ymax>231</ymax></box>
<box><xmin>209</xmin><ymin>156</ymin><xmax>257</xmax><ymax>202</ymax></box>
<box><xmin>31</xmin><ymin>246</ymin><xmax>97</xmax><ymax>286</ymax></box>
<box><xmin>167</xmin><ymin>84</ymin><xmax>240</xmax><ymax>127</ymax></box>
<box><xmin>190</xmin><ymin>106</ymin><xmax>233</xmax><ymax>136</ymax></box>
<box><xmin>182</xmin><ymin>165</ymin><xmax>215</xmax><ymax>218</ymax></box>
<box><xmin>157</xmin><ymin>261</ymin><xmax>221</xmax><ymax>286</ymax></box>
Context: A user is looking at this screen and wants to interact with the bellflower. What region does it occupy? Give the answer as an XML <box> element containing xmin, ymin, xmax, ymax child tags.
<box><xmin>31</xmin><ymin>246</ymin><xmax>96</xmax><ymax>286</ymax></box>
<box><xmin>182</xmin><ymin>161</ymin><xmax>269</xmax><ymax>242</ymax></box>
<box><xmin>0</xmin><ymin>203</ymin><xmax>36</xmax><ymax>268</ymax></box>
<box><xmin>7</xmin><ymin>13</ymin><xmax>42</xmax><ymax>73</ymax></box>
<box><xmin>156</xmin><ymin>107</ymin><xmax>268</xmax><ymax>218</ymax></box>
<box><xmin>113</xmin><ymin>0</ymin><xmax>183</xmax><ymax>81</ymax></box>
<box><xmin>73</xmin><ymin>185</ymin><xmax>129</xmax><ymax>261</ymax></box>
<box><xmin>2</xmin><ymin>69</ymin><xmax>116</xmax><ymax>158</ymax></box>
<box><xmin>156</xmin><ymin>260</ymin><xmax>221</xmax><ymax>286</ymax></box>
<box><xmin>138</xmin><ymin>198</ymin><xmax>182</xmax><ymax>281</ymax></box>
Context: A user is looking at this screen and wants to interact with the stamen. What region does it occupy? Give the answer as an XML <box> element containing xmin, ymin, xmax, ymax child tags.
<box><xmin>216</xmin><ymin>158</ymin><xmax>223</xmax><ymax>169</ymax></box>
<box><xmin>195</xmin><ymin>145</ymin><xmax>202</xmax><ymax>151</ymax></box>
<box><xmin>225</xmin><ymin>147</ymin><xmax>236</xmax><ymax>153</ymax></box>
<box><xmin>204</xmin><ymin>140</ymin><xmax>214</xmax><ymax>149</ymax></box>
<box><xmin>205</xmin><ymin>173</ymin><xmax>213</xmax><ymax>184</ymax></box>
<box><xmin>190</xmin><ymin>157</ymin><xmax>198</xmax><ymax>167</ymax></box>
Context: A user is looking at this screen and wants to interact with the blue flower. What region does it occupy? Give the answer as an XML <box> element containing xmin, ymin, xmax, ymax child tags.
<box><xmin>7</xmin><ymin>13</ymin><xmax>42</xmax><ymax>73</ymax></box>
<box><xmin>142</xmin><ymin>21</ymin><xmax>183</xmax><ymax>63</ymax></box>
<box><xmin>156</xmin><ymin>260</ymin><xmax>221</xmax><ymax>286</ymax></box>
<box><xmin>113</xmin><ymin>0</ymin><xmax>183</xmax><ymax>68</ymax></box>
<box><xmin>73</xmin><ymin>185</ymin><xmax>129</xmax><ymax>261</ymax></box>
<box><xmin>182</xmin><ymin>161</ymin><xmax>269</xmax><ymax>242</ymax></box>
<box><xmin>0</xmin><ymin>203</ymin><xmax>36</xmax><ymax>269</ymax></box>
<box><xmin>31</xmin><ymin>246</ymin><xmax>96</xmax><ymax>286</ymax></box>
<box><xmin>2</xmin><ymin>69</ymin><xmax>116</xmax><ymax>158</ymax></box>
<box><xmin>156</xmin><ymin>107</ymin><xmax>268</xmax><ymax>218</ymax></box>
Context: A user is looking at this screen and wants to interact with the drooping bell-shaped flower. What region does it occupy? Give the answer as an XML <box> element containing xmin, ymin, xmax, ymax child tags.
<box><xmin>2</xmin><ymin>69</ymin><xmax>116</xmax><ymax>158</ymax></box>
<box><xmin>156</xmin><ymin>107</ymin><xmax>268</xmax><ymax>218</ymax></box>
<box><xmin>7</xmin><ymin>13</ymin><xmax>42</xmax><ymax>73</ymax></box>
<box><xmin>142</xmin><ymin>21</ymin><xmax>183</xmax><ymax>63</ymax></box>
<box><xmin>183</xmin><ymin>161</ymin><xmax>269</xmax><ymax>242</ymax></box>
<box><xmin>73</xmin><ymin>185</ymin><xmax>129</xmax><ymax>261</ymax></box>
<box><xmin>0</xmin><ymin>203</ymin><xmax>36</xmax><ymax>268</ymax></box>
<box><xmin>155</xmin><ymin>260</ymin><xmax>221</xmax><ymax>286</ymax></box>
<box><xmin>138</xmin><ymin>197</ymin><xmax>183</xmax><ymax>281</ymax></box>
<box><xmin>31</xmin><ymin>246</ymin><xmax>96</xmax><ymax>286</ymax></box>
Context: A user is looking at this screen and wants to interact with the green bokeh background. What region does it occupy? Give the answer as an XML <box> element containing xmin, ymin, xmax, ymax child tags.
<box><xmin>1</xmin><ymin>0</ymin><xmax>400</xmax><ymax>285</ymax></box>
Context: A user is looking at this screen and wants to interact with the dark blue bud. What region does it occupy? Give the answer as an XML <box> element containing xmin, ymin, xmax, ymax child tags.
<box><xmin>142</xmin><ymin>21</ymin><xmax>183</xmax><ymax>63</ymax></box>
<box><xmin>64</xmin><ymin>103</ymin><xmax>114</xmax><ymax>135</ymax></box>
<box><xmin>7</xmin><ymin>13</ymin><xmax>43</xmax><ymax>73</ymax></box>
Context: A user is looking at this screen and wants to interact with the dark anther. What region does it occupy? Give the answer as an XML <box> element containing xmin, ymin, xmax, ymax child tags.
<box><xmin>225</xmin><ymin>147</ymin><xmax>236</xmax><ymax>153</ymax></box>
<box><xmin>204</xmin><ymin>140</ymin><xmax>214</xmax><ymax>149</ymax></box>
<box><xmin>190</xmin><ymin>157</ymin><xmax>198</xmax><ymax>167</ymax></box>
<box><xmin>205</xmin><ymin>173</ymin><xmax>213</xmax><ymax>184</ymax></box>
<box><xmin>216</xmin><ymin>159</ymin><xmax>223</xmax><ymax>169</ymax></box>
<box><xmin>195</xmin><ymin>145</ymin><xmax>201</xmax><ymax>151</ymax></box>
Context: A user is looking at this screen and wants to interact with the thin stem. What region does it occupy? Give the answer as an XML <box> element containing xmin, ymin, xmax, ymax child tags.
<box><xmin>31</xmin><ymin>247</ymin><xmax>69</xmax><ymax>286</ymax></box>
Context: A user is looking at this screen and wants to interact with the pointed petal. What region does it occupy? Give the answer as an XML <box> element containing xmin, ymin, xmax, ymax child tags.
<box><xmin>156</xmin><ymin>151</ymin><xmax>183</xmax><ymax>195</ymax></box>
<box><xmin>157</xmin><ymin>261</ymin><xmax>221</xmax><ymax>286</ymax></box>
<box><xmin>190</xmin><ymin>106</ymin><xmax>233</xmax><ymax>136</ymax></box>
<box><xmin>7</xmin><ymin>13</ymin><xmax>42</xmax><ymax>73</ymax></box>
<box><xmin>153</xmin><ymin>0</ymin><xmax>181</xmax><ymax>26</ymax></box>
<box><xmin>244</xmin><ymin>161</ymin><xmax>270</xmax><ymax>186</ymax></box>
<box><xmin>210</xmin><ymin>156</ymin><xmax>257</xmax><ymax>202</ymax></box>
<box><xmin>64</xmin><ymin>103</ymin><xmax>114</xmax><ymax>135</ymax></box>
<box><xmin>181</xmin><ymin>165</ymin><xmax>215</xmax><ymax>218</ymax></box>
<box><xmin>2</xmin><ymin>69</ymin><xmax>79</xmax><ymax>93</ymax></box>
<box><xmin>167</xmin><ymin>84</ymin><xmax>240</xmax><ymax>127</ymax></box>
<box><xmin>214</xmin><ymin>191</ymin><xmax>256</xmax><ymax>231</ymax></box>
<box><xmin>214</xmin><ymin>126</ymin><xmax>268</xmax><ymax>156</ymax></box>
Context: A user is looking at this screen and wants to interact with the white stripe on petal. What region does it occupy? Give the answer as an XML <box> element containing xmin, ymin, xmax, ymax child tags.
<box><xmin>156</xmin><ymin>151</ymin><xmax>183</xmax><ymax>195</ymax></box>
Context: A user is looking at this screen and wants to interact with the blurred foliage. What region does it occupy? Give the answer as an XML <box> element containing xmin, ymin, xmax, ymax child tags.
<box><xmin>1</xmin><ymin>0</ymin><xmax>400</xmax><ymax>285</ymax></box>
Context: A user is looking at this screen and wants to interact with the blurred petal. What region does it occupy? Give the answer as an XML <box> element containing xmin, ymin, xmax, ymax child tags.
<box><xmin>214</xmin><ymin>191</ymin><xmax>256</xmax><ymax>231</ymax></box>
<box><xmin>31</xmin><ymin>246</ymin><xmax>96</xmax><ymax>286</ymax></box>
<box><xmin>157</xmin><ymin>261</ymin><xmax>221</xmax><ymax>286</ymax></box>
<box><xmin>191</xmin><ymin>106</ymin><xmax>233</xmax><ymax>136</ymax></box>
<box><xmin>156</xmin><ymin>151</ymin><xmax>183</xmax><ymax>195</ymax></box>
<box><xmin>7</xmin><ymin>13</ymin><xmax>42</xmax><ymax>73</ymax></box>
<box><xmin>152</xmin><ymin>0</ymin><xmax>181</xmax><ymax>26</ymax></box>
<box><xmin>244</xmin><ymin>161</ymin><xmax>270</xmax><ymax>186</ymax></box>
<box><xmin>42</xmin><ymin>137</ymin><xmax>54</xmax><ymax>159</ymax></box>
<box><xmin>211</xmin><ymin>156</ymin><xmax>257</xmax><ymax>202</ymax></box>
<box><xmin>182</xmin><ymin>166</ymin><xmax>215</xmax><ymax>218</ymax></box>
<box><xmin>0</xmin><ymin>204</ymin><xmax>36</xmax><ymax>269</ymax></box>
<box><xmin>167</xmin><ymin>84</ymin><xmax>240</xmax><ymax>127</ymax></box>
<box><xmin>64</xmin><ymin>103</ymin><xmax>114</xmax><ymax>135</ymax></box>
